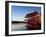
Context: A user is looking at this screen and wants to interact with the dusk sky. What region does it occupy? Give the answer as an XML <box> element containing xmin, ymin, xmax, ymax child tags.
<box><xmin>11</xmin><ymin>5</ymin><xmax>41</xmax><ymax>21</ymax></box>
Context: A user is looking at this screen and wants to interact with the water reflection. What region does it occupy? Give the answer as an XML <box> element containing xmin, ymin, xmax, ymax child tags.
<box><xmin>12</xmin><ymin>23</ymin><xmax>27</xmax><ymax>31</ymax></box>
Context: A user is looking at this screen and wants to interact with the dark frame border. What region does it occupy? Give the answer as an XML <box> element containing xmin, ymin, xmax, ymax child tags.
<box><xmin>5</xmin><ymin>1</ymin><xmax>45</xmax><ymax>36</ymax></box>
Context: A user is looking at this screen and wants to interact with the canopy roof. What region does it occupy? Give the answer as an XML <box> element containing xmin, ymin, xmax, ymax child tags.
<box><xmin>25</xmin><ymin>12</ymin><xmax>40</xmax><ymax>18</ymax></box>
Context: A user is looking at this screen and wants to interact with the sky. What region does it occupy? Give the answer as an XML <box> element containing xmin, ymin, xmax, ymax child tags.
<box><xmin>11</xmin><ymin>5</ymin><xmax>41</xmax><ymax>21</ymax></box>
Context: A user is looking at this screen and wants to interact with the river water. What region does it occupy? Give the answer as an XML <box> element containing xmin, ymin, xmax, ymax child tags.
<box><xmin>11</xmin><ymin>23</ymin><xmax>27</xmax><ymax>31</ymax></box>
